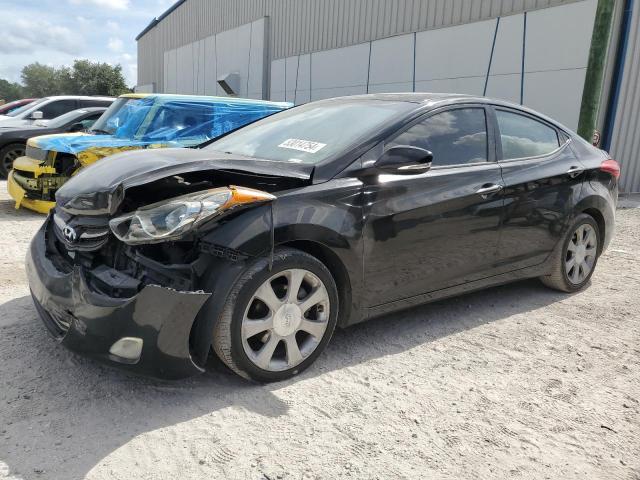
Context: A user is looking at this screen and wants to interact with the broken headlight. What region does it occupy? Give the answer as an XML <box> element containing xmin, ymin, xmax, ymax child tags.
<box><xmin>109</xmin><ymin>186</ymin><xmax>275</xmax><ymax>245</ymax></box>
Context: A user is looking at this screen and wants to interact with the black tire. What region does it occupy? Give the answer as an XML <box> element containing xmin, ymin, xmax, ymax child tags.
<box><xmin>540</xmin><ymin>213</ymin><xmax>600</xmax><ymax>293</ymax></box>
<box><xmin>211</xmin><ymin>248</ymin><xmax>339</xmax><ymax>382</ymax></box>
<box><xmin>0</xmin><ymin>143</ymin><xmax>26</xmax><ymax>178</ymax></box>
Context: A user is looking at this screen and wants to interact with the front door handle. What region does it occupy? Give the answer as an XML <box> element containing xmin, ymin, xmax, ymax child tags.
<box><xmin>476</xmin><ymin>184</ymin><xmax>503</xmax><ymax>198</ymax></box>
<box><xmin>566</xmin><ymin>166</ymin><xmax>585</xmax><ymax>178</ymax></box>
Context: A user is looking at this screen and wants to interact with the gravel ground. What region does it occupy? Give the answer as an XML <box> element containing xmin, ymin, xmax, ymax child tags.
<box><xmin>0</xmin><ymin>180</ymin><xmax>638</xmax><ymax>480</ymax></box>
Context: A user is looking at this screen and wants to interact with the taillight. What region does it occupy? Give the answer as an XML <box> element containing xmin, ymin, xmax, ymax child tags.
<box><xmin>600</xmin><ymin>159</ymin><xmax>621</xmax><ymax>179</ymax></box>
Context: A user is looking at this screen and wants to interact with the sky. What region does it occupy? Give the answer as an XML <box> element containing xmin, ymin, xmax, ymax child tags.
<box><xmin>0</xmin><ymin>0</ymin><xmax>176</xmax><ymax>87</ymax></box>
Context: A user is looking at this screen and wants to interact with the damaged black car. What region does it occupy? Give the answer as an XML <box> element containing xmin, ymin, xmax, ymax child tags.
<box><xmin>26</xmin><ymin>94</ymin><xmax>618</xmax><ymax>382</ymax></box>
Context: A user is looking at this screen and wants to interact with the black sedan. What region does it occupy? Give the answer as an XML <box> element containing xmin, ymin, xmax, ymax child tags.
<box><xmin>0</xmin><ymin>107</ymin><xmax>106</xmax><ymax>177</ymax></box>
<box><xmin>26</xmin><ymin>94</ymin><xmax>619</xmax><ymax>382</ymax></box>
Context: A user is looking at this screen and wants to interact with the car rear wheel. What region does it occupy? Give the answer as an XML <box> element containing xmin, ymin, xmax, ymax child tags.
<box><xmin>212</xmin><ymin>248</ymin><xmax>339</xmax><ymax>382</ymax></box>
<box><xmin>540</xmin><ymin>213</ymin><xmax>600</xmax><ymax>292</ymax></box>
<box><xmin>0</xmin><ymin>143</ymin><xmax>26</xmax><ymax>177</ymax></box>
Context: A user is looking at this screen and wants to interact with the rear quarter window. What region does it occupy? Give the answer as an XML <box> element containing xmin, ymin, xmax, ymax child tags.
<box><xmin>496</xmin><ymin>110</ymin><xmax>559</xmax><ymax>160</ymax></box>
<box><xmin>39</xmin><ymin>100</ymin><xmax>78</xmax><ymax>119</ymax></box>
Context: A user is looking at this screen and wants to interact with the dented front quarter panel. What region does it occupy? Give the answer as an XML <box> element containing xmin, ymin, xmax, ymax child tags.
<box><xmin>28</xmin><ymin>150</ymin><xmax>363</xmax><ymax>376</ymax></box>
<box><xmin>198</xmin><ymin>177</ymin><xmax>367</xmax><ymax>327</ymax></box>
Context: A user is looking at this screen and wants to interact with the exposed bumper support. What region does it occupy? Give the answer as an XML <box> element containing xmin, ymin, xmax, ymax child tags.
<box><xmin>26</xmin><ymin>226</ymin><xmax>211</xmax><ymax>379</ymax></box>
<box><xmin>7</xmin><ymin>170</ymin><xmax>55</xmax><ymax>214</ymax></box>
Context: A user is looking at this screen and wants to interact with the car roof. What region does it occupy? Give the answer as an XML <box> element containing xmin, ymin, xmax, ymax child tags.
<box><xmin>119</xmin><ymin>92</ymin><xmax>291</xmax><ymax>108</ymax></box>
<box><xmin>344</xmin><ymin>92</ymin><xmax>474</xmax><ymax>103</ymax></box>
<box><xmin>41</xmin><ymin>95</ymin><xmax>115</xmax><ymax>101</ymax></box>
<box><xmin>335</xmin><ymin>93</ymin><xmax>573</xmax><ymax>134</ymax></box>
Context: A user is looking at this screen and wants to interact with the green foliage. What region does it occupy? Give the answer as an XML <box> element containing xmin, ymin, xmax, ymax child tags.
<box><xmin>21</xmin><ymin>63</ymin><xmax>63</xmax><ymax>97</ymax></box>
<box><xmin>0</xmin><ymin>79</ymin><xmax>24</xmax><ymax>102</ymax></box>
<box><xmin>12</xmin><ymin>60</ymin><xmax>131</xmax><ymax>98</ymax></box>
<box><xmin>62</xmin><ymin>60</ymin><xmax>131</xmax><ymax>96</ymax></box>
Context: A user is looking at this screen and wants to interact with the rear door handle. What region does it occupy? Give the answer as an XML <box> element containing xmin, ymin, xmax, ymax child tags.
<box><xmin>476</xmin><ymin>184</ymin><xmax>503</xmax><ymax>198</ymax></box>
<box><xmin>566</xmin><ymin>166</ymin><xmax>585</xmax><ymax>178</ymax></box>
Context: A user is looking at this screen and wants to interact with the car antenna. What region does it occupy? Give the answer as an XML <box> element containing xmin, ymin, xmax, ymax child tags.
<box><xmin>269</xmin><ymin>201</ymin><xmax>275</xmax><ymax>271</ymax></box>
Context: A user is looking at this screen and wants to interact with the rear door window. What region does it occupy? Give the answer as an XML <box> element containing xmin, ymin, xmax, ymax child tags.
<box><xmin>496</xmin><ymin>110</ymin><xmax>559</xmax><ymax>160</ymax></box>
<box><xmin>388</xmin><ymin>108</ymin><xmax>489</xmax><ymax>166</ymax></box>
<box><xmin>39</xmin><ymin>100</ymin><xmax>78</xmax><ymax>119</ymax></box>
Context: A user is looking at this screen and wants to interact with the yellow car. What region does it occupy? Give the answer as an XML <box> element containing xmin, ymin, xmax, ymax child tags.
<box><xmin>8</xmin><ymin>93</ymin><xmax>291</xmax><ymax>213</ymax></box>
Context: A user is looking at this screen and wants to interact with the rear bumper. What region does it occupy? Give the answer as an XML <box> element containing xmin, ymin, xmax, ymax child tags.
<box><xmin>7</xmin><ymin>170</ymin><xmax>55</xmax><ymax>214</ymax></box>
<box><xmin>26</xmin><ymin>222</ymin><xmax>211</xmax><ymax>379</ymax></box>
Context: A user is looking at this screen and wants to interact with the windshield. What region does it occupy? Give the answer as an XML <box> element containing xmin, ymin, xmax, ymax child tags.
<box><xmin>6</xmin><ymin>99</ymin><xmax>45</xmax><ymax>117</ymax></box>
<box><xmin>1</xmin><ymin>100</ymin><xmax>27</xmax><ymax>114</ymax></box>
<box><xmin>90</xmin><ymin>96</ymin><xmax>284</xmax><ymax>146</ymax></box>
<box><xmin>47</xmin><ymin>109</ymin><xmax>90</xmax><ymax>128</ymax></box>
<box><xmin>90</xmin><ymin>97</ymin><xmax>143</xmax><ymax>135</ymax></box>
<box><xmin>206</xmin><ymin>99</ymin><xmax>415</xmax><ymax>164</ymax></box>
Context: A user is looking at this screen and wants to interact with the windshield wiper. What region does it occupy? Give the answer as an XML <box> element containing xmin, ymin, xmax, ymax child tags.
<box><xmin>90</xmin><ymin>129</ymin><xmax>112</xmax><ymax>135</ymax></box>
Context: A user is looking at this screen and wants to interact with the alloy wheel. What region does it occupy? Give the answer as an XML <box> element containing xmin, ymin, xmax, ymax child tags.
<box><xmin>565</xmin><ymin>223</ymin><xmax>597</xmax><ymax>285</ymax></box>
<box><xmin>3</xmin><ymin>146</ymin><xmax>25</xmax><ymax>173</ymax></box>
<box><xmin>241</xmin><ymin>268</ymin><xmax>330</xmax><ymax>372</ymax></box>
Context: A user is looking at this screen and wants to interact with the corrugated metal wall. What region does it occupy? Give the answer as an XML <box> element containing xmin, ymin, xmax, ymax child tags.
<box><xmin>137</xmin><ymin>0</ymin><xmax>583</xmax><ymax>92</ymax></box>
<box><xmin>608</xmin><ymin>1</ymin><xmax>640</xmax><ymax>193</ymax></box>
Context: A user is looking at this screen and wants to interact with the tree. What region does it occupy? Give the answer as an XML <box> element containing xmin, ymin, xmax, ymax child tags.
<box><xmin>21</xmin><ymin>63</ymin><xmax>62</xmax><ymax>97</ymax></box>
<box><xmin>19</xmin><ymin>60</ymin><xmax>131</xmax><ymax>98</ymax></box>
<box><xmin>0</xmin><ymin>79</ymin><xmax>24</xmax><ymax>102</ymax></box>
<box><xmin>64</xmin><ymin>60</ymin><xmax>130</xmax><ymax>96</ymax></box>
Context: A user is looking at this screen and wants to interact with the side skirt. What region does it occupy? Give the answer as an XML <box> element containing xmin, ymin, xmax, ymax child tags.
<box><xmin>362</xmin><ymin>261</ymin><xmax>552</xmax><ymax>322</ymax></box>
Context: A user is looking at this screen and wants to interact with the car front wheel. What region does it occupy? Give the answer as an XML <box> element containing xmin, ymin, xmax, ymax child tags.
<box><xmin>0</xmin><ymin>143</ymin><xmax>26</xmax><ymax>177</ymax></box>
<box><xmin>540</xmin><ymin>213</ymin><xmax>600</xmax><ymax>292</ymax></box>
<box><xmin>212</xmin><ymin>248</ymin><xmax>339</xmax><ymax>382</ymax></box>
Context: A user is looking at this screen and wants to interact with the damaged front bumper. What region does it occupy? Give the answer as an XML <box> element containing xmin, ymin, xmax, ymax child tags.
<box><xmin>26</xmin><ymin>221</ymin><xmax>211</xmax><ymax>379</ymax></box>
<box><xmin>7</xmin><ymin>169</ymin><xmax>56</xmax><ymax>214</ymax></box>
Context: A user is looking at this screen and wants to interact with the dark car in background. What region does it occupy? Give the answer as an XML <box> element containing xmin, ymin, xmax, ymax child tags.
<box><xmin>0</xmin><ymin>107</ymin><xmax>107</xmax><ymax>177</ymax></box>
<box><xmin>0</xmin><ymin>99</ymin><xmax>38</xmax><ymax>116</ymax></box>
<box><xmin>0</xmin><ymin>96</ymin><xmax>114</xmax><ymax>176</ymax></box>
<box><xmin>26</xmin><ymin>94</ymin><xmax>619</xmax><ymax>382</ymax></box>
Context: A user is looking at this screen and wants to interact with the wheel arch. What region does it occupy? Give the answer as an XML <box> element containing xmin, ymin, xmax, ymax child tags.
<box><xmin>581</xmin><ymin>207</ymin><xmax>606</xmax><ymax>254</ymax></box>
<box><xmin>0</xmin><ymin>141</ymin><xmax>27</xmax><ymax>153</ymax></box>
<box><xmin>0</xmin><ymin>140</ymin><xmax>26</xmax><ymax>149</ymax></box>
<box><xmin>278</xmin><ymin>239</ymin><xmax>353</xmax><ymax>328</ymax></box>
<box><xmin>198</xmin><ymin>204</ymin><xmax>365</xmax><ymax>328</ymax></box>
<box><xmin>574</xmin><ymin>192</ymin><xmax>614</xmax><ymax>254</ymax></box>
<box><xmin>0</xmin><ymin>141</ymin><xmax>27</xmax><ymax>175</ymax></box>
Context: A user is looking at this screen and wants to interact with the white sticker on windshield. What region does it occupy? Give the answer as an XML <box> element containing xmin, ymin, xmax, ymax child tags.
<box><xmin>278</xmin><ymin>138</ymin><xmax>327</xmax><ymax>154</ymax></box>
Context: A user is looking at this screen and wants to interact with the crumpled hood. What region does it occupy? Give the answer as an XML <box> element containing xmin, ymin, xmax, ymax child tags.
<box><xmin>28</xmin><ymin>132</ymin><xmax>179</xmax><ymax>155</ymax></box>
<box><xmin>55</xmin><ymin>147</ymin><xmax>314</xmax><ymax>215</ymax></box>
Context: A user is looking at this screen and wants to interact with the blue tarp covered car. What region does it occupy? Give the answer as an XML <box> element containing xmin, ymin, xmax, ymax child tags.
<box><xmin>8</xmin><ymin>93</ymin><xmax>292</xmax><ymax>212</ymax></box>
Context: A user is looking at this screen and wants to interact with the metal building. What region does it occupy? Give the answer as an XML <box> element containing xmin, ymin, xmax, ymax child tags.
<box><xmin>136</xmin><ymin>0</ymin><xmax>639</xmax><ymax>192</ymax></box>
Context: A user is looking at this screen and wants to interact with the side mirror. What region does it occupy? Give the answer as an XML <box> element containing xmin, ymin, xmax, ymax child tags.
<box><xmin>374</xmin><ymin>145</ymin><xmax>433</xmax><ymax>174</ymax></box>
<box><xmin>30</xmin><ymin>111</ymin><xmax>44</xmax><ymax>120</ymax></box>
<box><xmin>68</xmin><ymin>122</ymin><xmax>84</xmax><ymax>132</ymax></box>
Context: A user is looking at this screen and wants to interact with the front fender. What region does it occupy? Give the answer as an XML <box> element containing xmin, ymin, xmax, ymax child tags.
<box><xmin>197</xmin><ymin>180</ymin><xmax>365</xmax><ymax>329</ymax></box>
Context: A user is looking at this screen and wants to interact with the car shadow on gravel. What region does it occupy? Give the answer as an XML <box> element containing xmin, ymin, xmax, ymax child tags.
<box><xmin>0</xmin><ymin>279</ymin><xmax>571</xmax><ymax>479</ymax></box>
<box><xmin>0</xmin><ymin>199</ymin><xmax>44</xmax><ymax>219</ymax></box>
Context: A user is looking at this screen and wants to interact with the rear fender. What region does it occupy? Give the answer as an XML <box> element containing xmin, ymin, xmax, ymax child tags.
<box><xmin>573</xmin><ymin>185</ymin><xmax>616</xmax><ymax>252</ymax></box>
